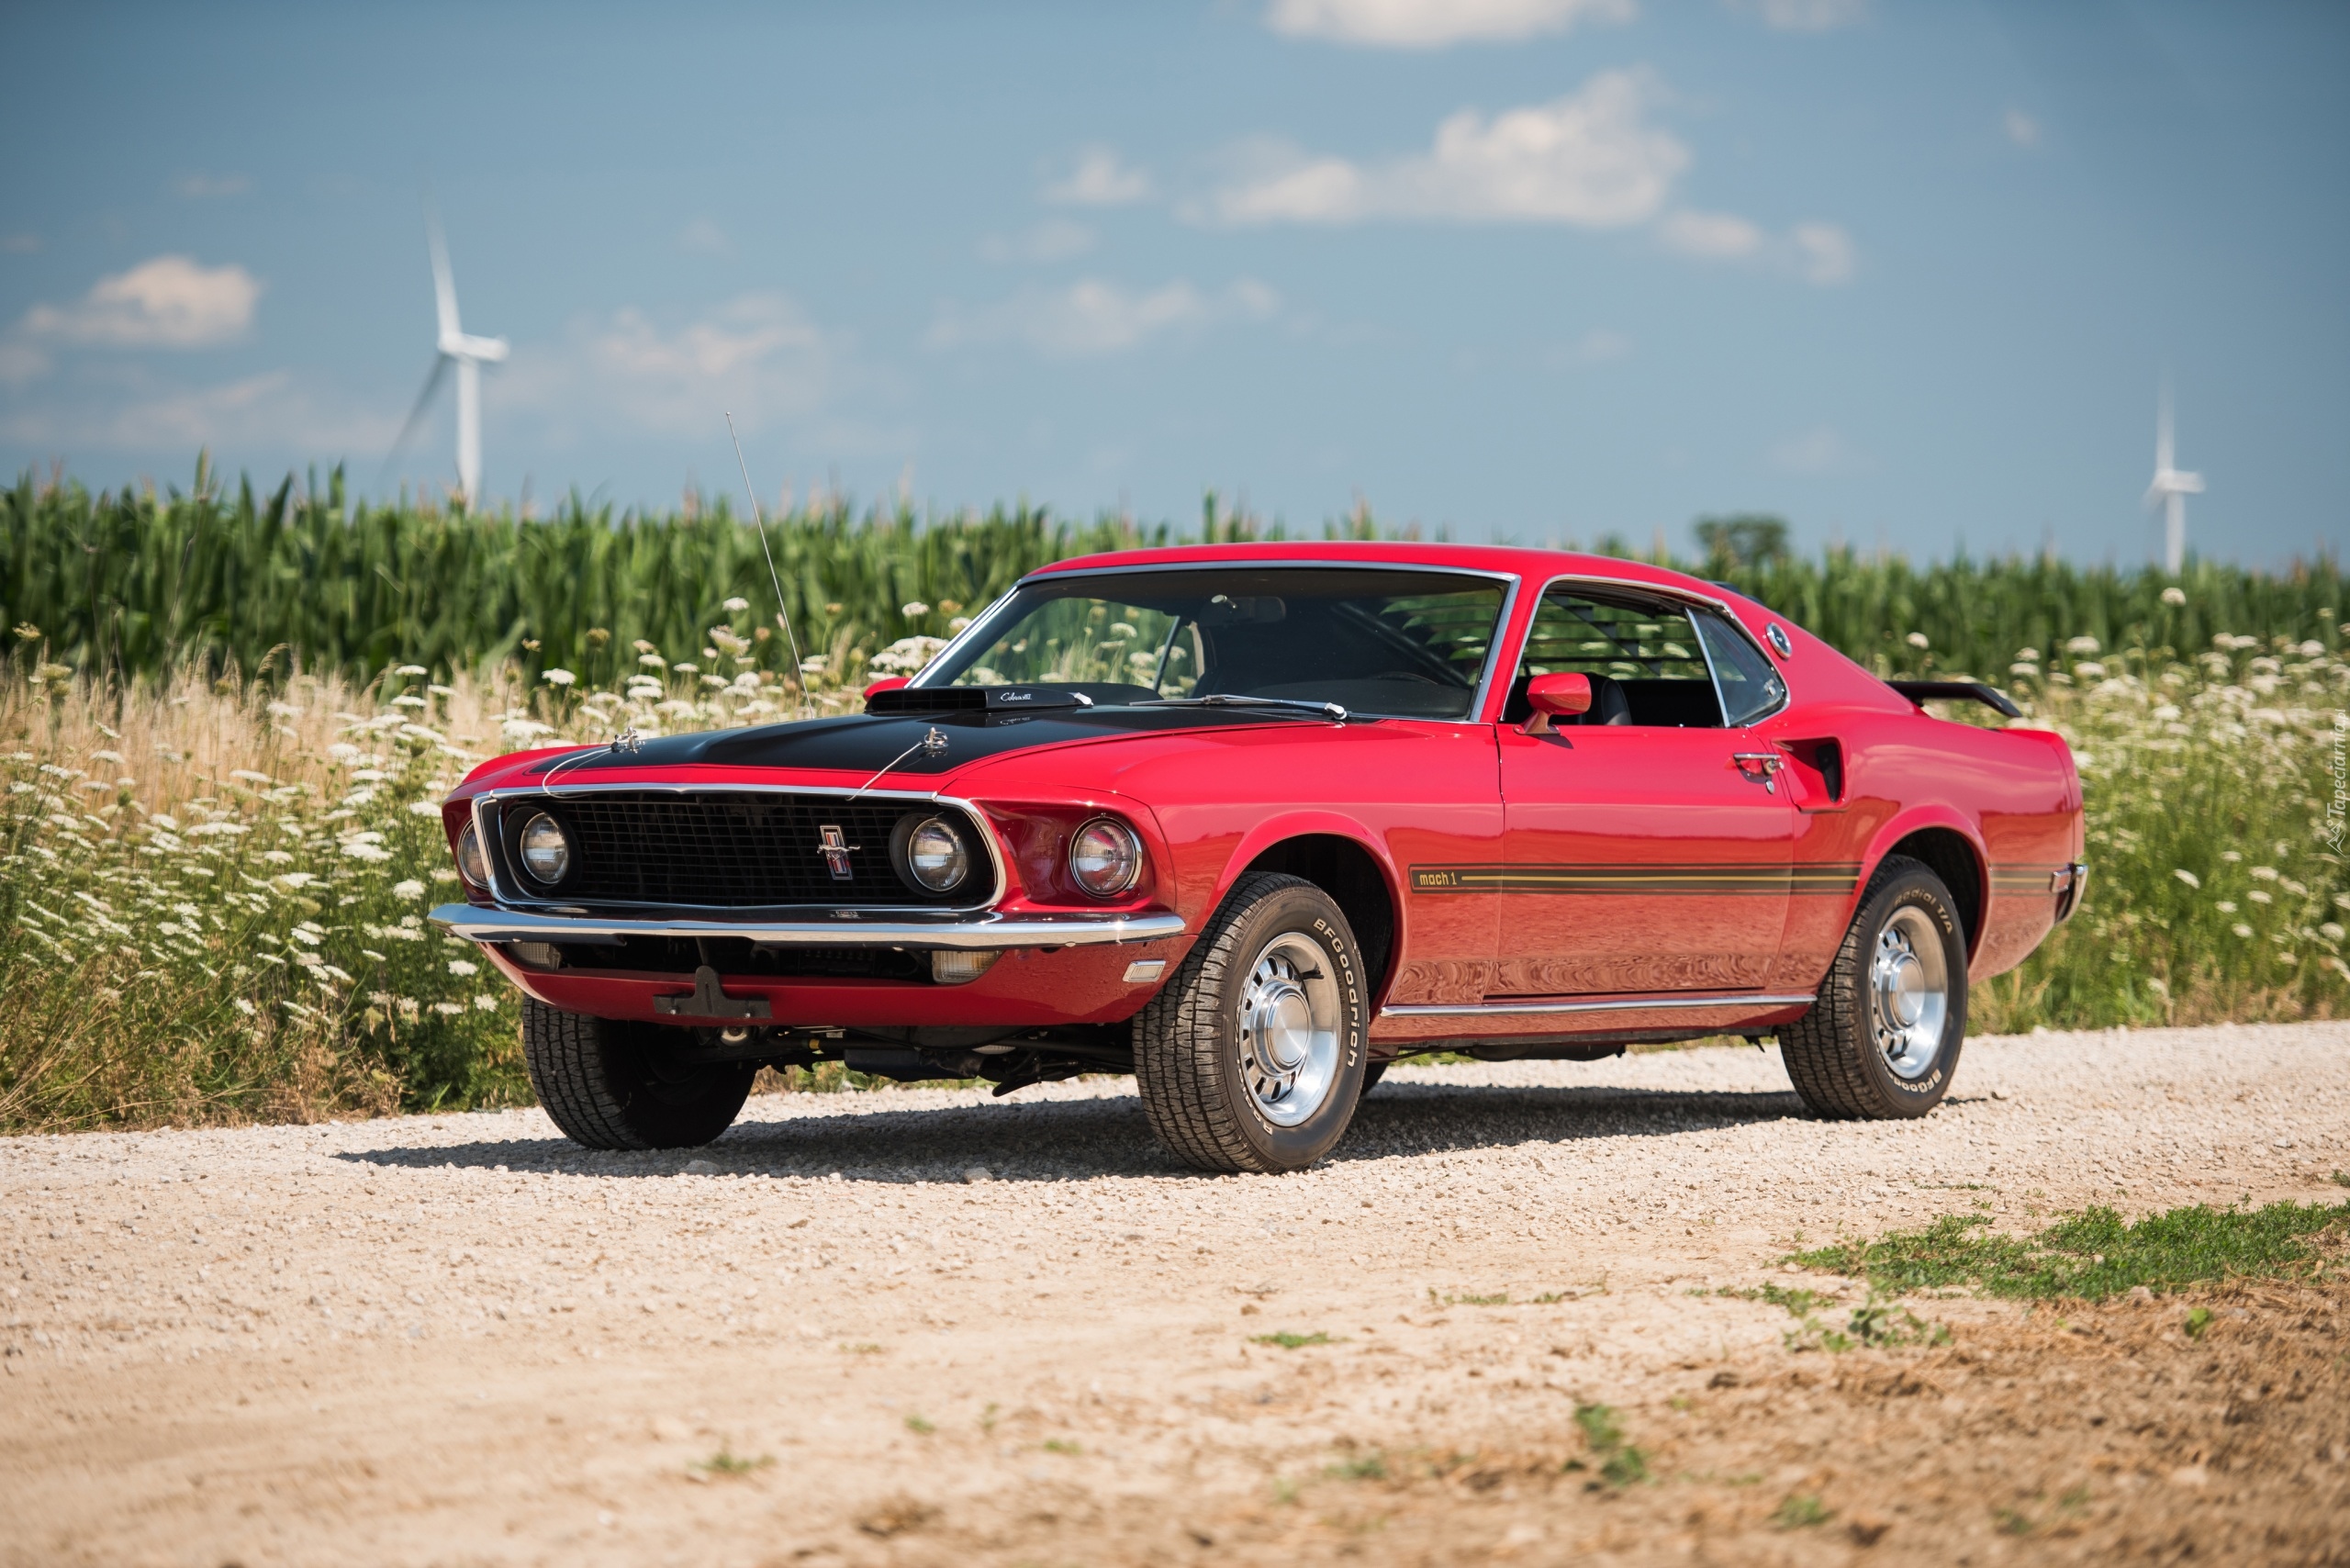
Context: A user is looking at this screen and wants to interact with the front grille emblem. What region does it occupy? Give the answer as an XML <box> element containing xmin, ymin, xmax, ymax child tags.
<box><xmin>817</xmin><ymin>824</ymin><xmax>858</xmax><ymax>881</ymax></box>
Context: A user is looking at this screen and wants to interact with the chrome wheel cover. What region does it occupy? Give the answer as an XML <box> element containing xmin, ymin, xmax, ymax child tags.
<box><xmin>1870</xmin><ymin>906</ymin><xmax>1949</xmax><ymax>1081</ymax></box>
<box><xmin>1237</xmin><ymin>931</ymin><xmax>1343</xmax><ymax>1127</ymax></box>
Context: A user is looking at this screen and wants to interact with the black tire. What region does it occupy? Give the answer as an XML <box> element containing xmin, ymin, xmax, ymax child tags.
<box><xmin>1778</xmin><ymin>855</ymin><xmax>1968</xmax><ymax>1120</ymax></box>
<box><xmin>520</xmin><ymin>997</ymin><xmax>755</xmax><ymax>1150</ymax></box>
<box><xmin>1133</xmin><ymin>872</ymin><xmax>1370</xmax><ymax>1174</ymax></box>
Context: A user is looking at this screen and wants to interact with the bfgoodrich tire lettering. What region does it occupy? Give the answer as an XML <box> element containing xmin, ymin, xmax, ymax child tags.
<box><xmin>1778</xmin><ymin>855</ymin><xmax>1968</xmax><ymax>1121</ymax></box>
<box><xmin>521</xmin><ymin>998</ymin><xmax>755</xmax><ymax>1150</ymax></box>
<box><xmin>1134</xmin><ymin>872</ymin><xmax>1369</xmax><ymax>1173</ymax></box>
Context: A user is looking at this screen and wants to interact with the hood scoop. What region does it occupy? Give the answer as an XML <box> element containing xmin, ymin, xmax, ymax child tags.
<box><xmin>865</xmin><ymin>685</ymin><xmax>1094</xmax><ymax>716</ymax></box>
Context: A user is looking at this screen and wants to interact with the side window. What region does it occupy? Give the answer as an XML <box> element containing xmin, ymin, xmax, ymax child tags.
<box><xmin>1505</xmin><ymin>588</ymin><xmax>1726</xmax><ymax>727</ymax></box>
<box><xmin>1694</xmin><ymin>610</ymin><xmax>1787</xmax><ymax>727</ymax></box>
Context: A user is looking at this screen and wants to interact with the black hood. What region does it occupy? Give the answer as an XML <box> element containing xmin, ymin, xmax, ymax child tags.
<box><xmin>519</xmin><ymin>705</ymin><xmax>1300</xmax><ymax>781</ymax></box>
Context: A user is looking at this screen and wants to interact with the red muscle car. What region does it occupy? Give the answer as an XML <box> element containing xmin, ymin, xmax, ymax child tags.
<box><xmin>432</xmin><ymin>543</ymin><xmax>2085</xmax><ymax>1173</ymax></box>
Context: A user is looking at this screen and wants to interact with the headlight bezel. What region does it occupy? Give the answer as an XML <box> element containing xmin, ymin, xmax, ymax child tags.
<box><xmin>1069</xmin><ymin>815</ymin><xmax>1144</xmax><ymax>899</ymax></box>
<box><xmin>891</xmin><ymin>812</ymin><xmax>973</xmax><ymax>894</ymax></box>
<box><xmin>516</xmin><ymin>811</ymin><xmax>574</xmax><ymax>885</ymax></box>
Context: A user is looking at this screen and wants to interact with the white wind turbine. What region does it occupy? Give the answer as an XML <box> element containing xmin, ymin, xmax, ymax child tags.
<box><xmin>2144</xmin><ymin>379</ymin><xmax>2204</xmax><ymax>575</ymax></box>
<box><xmin>386</xmin><ymin>211</ymin><xmax>508</xmax><ymax>508</ymax></box>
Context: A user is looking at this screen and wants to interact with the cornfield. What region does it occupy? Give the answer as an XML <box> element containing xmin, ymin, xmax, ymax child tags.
<box><xmin>4</xmin><ymin>460</ymin><xmax>2341</xmax><ymax>692</ymax></box>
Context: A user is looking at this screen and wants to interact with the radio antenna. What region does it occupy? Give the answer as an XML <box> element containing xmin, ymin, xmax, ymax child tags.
<box><xmin>725</xmin><ymin>412</ymin><xmax>810</xmax><ymax>720</ymax></box>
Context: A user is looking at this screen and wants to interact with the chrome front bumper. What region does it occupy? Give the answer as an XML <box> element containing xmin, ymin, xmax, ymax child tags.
<box><xmin>427</xmin><ymin>902</ymin><xmax>1186</xmax><ymax>951</ymax></box>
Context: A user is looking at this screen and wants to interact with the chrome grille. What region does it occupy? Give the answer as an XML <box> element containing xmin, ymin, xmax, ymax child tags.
<box><xmin>489</xmin><ymin>790</ymin><xmax>984</xmax><ymax>910</ymax></box>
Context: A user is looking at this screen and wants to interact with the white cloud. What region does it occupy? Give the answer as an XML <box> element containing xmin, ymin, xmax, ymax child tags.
<box><xmin>1731</xmin><ymin>0</ymin><xmax>1868</xmax><ymax>30</ymax></box>
<box><xmin>677</xmin><ymin>218</ymin><xmax>730</xmax><ymax>254</ymax></box>
<box><xmin>2004</xmin><ymin>108</ymin><xmax>2042</xmax><ymax>148</ymax></box>
<box><xmin>0</xmin><ymin>369</ymin><xmax>397</xmax><ymax>454</ymax></box>
<box><xmin>1790</xmin><ymin>222</ymin><xmax>1855</xmax><ymax>285</ymax></box>
<box><xmin>1266</xmin><ymin>0</ymin><xmax>1634</xmax><ymax>48</ymax></box>
<box><xmin>1657</xmin><ymin>210</ymin><xmax>1854</xmax><ymax>286</ymax></box>
<box><xmin>1044</xmin><ymin>147</ymin><xmax>1154</xmax><ymax>207</ymax></box>
<box><xmin>19</xmin><ymin>256</ymin><xmax>261</xmax><ymax>349</ymax></box>
<box><xmin>929</xmin><ymin>278</ymin><xmax>1278</xmax><ymax>358</ymax></box>
<box><xmin>1770</xmin><ymin>424</ymin><xmax>1864</xmax><ymax>474</ymax></box>
<box><xmin>1208</xmin><ymin>71</ymin><xmax>1685</xmax><ymax>227</ymax></box>
<box><xmin>174</xmin><ymin>174</ymin><xmax>252</xmax><ymax>199</ymax></box>
<box><xmin>505</xmin><ymin>293</ymin><xmax>835</xmax><ymax>437</ymax></box>
<box><xmin>1657</xmin><ymin>208</ymin><xmax>1765</xmax><ymax>259</ymax></box>
<box><xmin>979</xmin><ymin>218</ymin><xmax>1096</xmax><ymax>264</ymax></box>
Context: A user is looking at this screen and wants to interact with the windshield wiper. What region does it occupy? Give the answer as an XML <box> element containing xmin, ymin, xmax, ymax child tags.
<box><xmin>1139</xmin><ymin>694</ymin><xmax>1350</xmax><ymax>722</ymax></box>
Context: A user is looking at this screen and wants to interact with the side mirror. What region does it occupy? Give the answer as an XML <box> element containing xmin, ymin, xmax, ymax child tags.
<box><xmin>1522</xmin><ymin>672</ymin><xmax>1592</xmax><ymax>736</ymax></box>
<box><xmin>863</xmin><ymin>676</ymin><xmax>911</xmax><ymax>700</ymax></box>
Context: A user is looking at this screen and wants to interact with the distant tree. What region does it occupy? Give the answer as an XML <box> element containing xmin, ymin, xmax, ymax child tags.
<box><xmin>1695</xmin><ymin>514</ymin><xmax>1791</xmax><ymax>570</ymax></box>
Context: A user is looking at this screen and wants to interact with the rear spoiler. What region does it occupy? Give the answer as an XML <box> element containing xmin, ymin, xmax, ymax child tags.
<box><xmin>1887</xmin><ymin>680</ymin><xmax>2022</xmax><ymax>720</ymax></box>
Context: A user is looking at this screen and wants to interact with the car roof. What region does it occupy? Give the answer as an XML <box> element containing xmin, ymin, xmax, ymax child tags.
<box><xmin>1024</xmin><ymin>539</ymin><xmax>1739</xmax><ymax>606</ymax></box>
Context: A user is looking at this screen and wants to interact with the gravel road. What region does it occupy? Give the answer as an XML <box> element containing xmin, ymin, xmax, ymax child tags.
<box><xmin>5</xmin><ymin>1022</ymin><xmax>2347</xmax><ymax>1566</ymax></box>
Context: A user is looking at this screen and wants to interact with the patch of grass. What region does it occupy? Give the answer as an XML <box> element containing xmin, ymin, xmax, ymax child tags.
<box><xmin>1428</xmin><ymin>1289</ymin><xmax>1509</xmax><ymax>1307</ymax></box>
<box><xmin>1772</xmin><ymin>1493</ymin><xmax>1833</xmax><ymax>1529</ymax></box>
<box><xmin>2332</xmin><ymin>1170</ymin><xmax>2349</xmax><ymax>1189</ymax></box>
<box><xmin>1994</xmin><ymin>1506</ymin><xmax>2034</xmax><ymax>1537</ymax></box>
<box><xmin>1572</xmin><ymin>1403</ymin><xmax>1648</xmax><ymax>1487</ymax></box>
<box><xmin>979</xmin><ymin>1401</ymin><xmax>999</xmax><ymax>1433</ymax></box>
<box><xmin>842</xmin><ymin>1341</ymin><xmax>886</xmax><ymax>1355</ymax></box>
<box><xmin>1795</xmin><ymin>1201</ymin><xmax>2350</xmax><ymax>1302</ymax></box>
<box><xmin>902</xmin><ymin>1413</ymin><xmax>934</xmax><ymax>1435</ymax></box>
<box><xmin>1728</xmin><ymin>1282</ymin><xmax>1947</xmax><ymax>1352</ymax></box>
<box><xmin>2185</xmin><ymin>1305</ymin><xmax>2215</xmax><ymax>1339</ymax></box>
<box><xmin>1326</xmin><ymin>1450</ymin><xmax>1389</xmax><ymax>1482</ymax></box>
<box><xmin>1043</xmin><ymin>1438</ymin><xmax>1081</xmax><ymax>1455</ymax></box>
<box><xmin>695</xmin><ymin>1446</ymin><xmax>772</xmax><ymax>1478</ymax></box>
<box><xmin>1252</xmin><ymin>1330</ymin><xmax>1339</xmax><ymax>1349</ymax></box>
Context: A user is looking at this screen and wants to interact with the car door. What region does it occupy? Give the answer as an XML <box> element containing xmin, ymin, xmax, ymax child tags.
<box><xmin>1491</xmin><ymin>584</ymin><xmax>1796</xmax><ymax>996</ymax></box>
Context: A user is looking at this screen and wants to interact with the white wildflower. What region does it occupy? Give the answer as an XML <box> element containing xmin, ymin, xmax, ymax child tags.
<box><xmin>723</xmin><ymin>596</ymin><xmax>750</xmax><ymax>612</ymax></box>
<box><xmin>2065</xmin><ymin>636</ymin><xmax>2100</xmax><ymax>655</ymax></box>
<box><xmin>2161</xmin><ymin>586</ymin><xmax>2187</xmax><ymax>606</ymax></box>
<box><xmin>1905</xmin><ymin>633</ymin><xmax>1929</xmax><ymax>650</ymax></box>
<box><xmin>638</xmin><ymin>653</ymin><xmax>666</xmax><ymax>668</ymax></box>
<box><xmin>392</xmin><ymin>879</ymin><xmax>426</xmax><ymax>900</ymax></box>
<box><xmin>902</xmin><ymin>601</ymin><xmax>931</xmax><ymax>618</ymax></box>
<box><xmin>396</xmin><ymin>665</ymin><xmax>429</xmax><ymax>677</ymax></box>
<box><xmin>448</xmin><ymin>958</ymin><xmax>479</xmax><ymax>977</ymax></box>
<box><xmin>2171</xmin><ymin>868</ymin><xmax>2200</xmax><ymax>890</ymax></box>
<box><xmin>2232</xmin><ymin>924</ymin><xmax>2254</xmax><ymax>938</ymax></box>
<box><xmin>672</xmin><ymin>662</ymin><xmax>699</xmax><ymax>675</ymax></box>
<box><xmin>232</xmin><ymin>997</ymin><xmax>256</xmax><ymax>1016</ymax></box>
<box><xmin>474</xmin><ymin>993</ymin><xmax>499</xmax><ymax>1012</ymax></box>
<box><xmin>543</xmin><ymin>668</ymin><xmax>576</xmax><ymax>687</ymax></box>
<box><xmin>431</xmin><ymin>1001</ymin><xmax>465</xmax><ymax>1016</ymax></box>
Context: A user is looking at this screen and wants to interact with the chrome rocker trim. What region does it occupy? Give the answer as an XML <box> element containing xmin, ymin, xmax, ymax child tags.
<box><xmin>429</xmin><ymin>902</ymin><xmax>1187</xmax><ymax>951</ymax></box>
<box><xmin>1382</xmin><ymin>991</ymin><xmax>1817</xmax><ymax>1019</ymax></box>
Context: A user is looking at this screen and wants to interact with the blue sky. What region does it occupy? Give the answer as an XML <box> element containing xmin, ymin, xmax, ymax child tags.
<box><xmin>2</xmin><ymin>0</ymin><xmax>2344</xmax><ymax>566</ymax></box>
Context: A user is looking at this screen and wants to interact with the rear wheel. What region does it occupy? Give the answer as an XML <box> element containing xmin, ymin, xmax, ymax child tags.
<box><xmin>520</xmin><ymin>997</ymin><xmax>755</xmax><ymax>1149</ymax></box>
<box><xmin>1778</xmin><ymin>855</ymin><xmax>1968</xmax><ymax>1120</ymax></box>
<box><xmin>1134</xmin><ymin>873</ymin><xmax>1370</xmax><ymax>1173</ymax></box>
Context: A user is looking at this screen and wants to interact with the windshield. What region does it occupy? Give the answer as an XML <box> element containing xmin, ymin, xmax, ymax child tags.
<box><xmin>912</xmin><ymin>567</ymin><xmax>1509</xmax><ymax>720</ymax></box>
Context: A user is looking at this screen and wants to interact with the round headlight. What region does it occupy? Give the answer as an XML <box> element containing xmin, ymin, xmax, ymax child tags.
<box><xmin>517</xmin><ymin>812</ymin><xmax>572</xmax><ymax>884</ymax></box>
<box><xmin>1069</xmin><ymin>817</ymin><xmax>1142</xmax><ymax>898</ymax></box>
<box><xmin>455</xmin><ymin>822</ymin><xmax>489</xmax><ymax>888</ymax></box>
<box><xmin>901</xmin><ymin>816</ymin><xmax>970</xmax><ymax>893</ymax></box>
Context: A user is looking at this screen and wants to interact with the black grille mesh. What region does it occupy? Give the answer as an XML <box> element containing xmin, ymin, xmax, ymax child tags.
<box><xmin>498</xmin><ymin>791</ymin><xmax>981</xmax><ymax>909</ymax></box>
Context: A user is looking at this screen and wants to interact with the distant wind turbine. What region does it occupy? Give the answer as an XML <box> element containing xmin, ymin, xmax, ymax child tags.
<box><xmin>2143</xmin><ymin>379</ymin><xmax>2203</xmax><ymax>575</ymax></box>
<box><xmin>386</xmin><ymin>209</ymin><xmax>508</xmax><ymax>508</ymax></box>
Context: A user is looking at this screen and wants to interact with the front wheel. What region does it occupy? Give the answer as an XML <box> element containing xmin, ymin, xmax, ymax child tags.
<box><xmin>1134</xmin><ymin>872</ymin><xmax>1370</xmax><ymax>1173</ymax></box>
<box><xmin>521</xmin><ymin>997</ymin><xmax>755</xmax><ymax>1149</ymax></box>
<box><xmin>1778</xmin><ymin>855</ymin><xmax>1968</xmax><ymax>1120</ymax></box>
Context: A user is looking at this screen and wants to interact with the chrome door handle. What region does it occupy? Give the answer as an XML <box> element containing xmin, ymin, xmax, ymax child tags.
<box><xmin>1731</xmin><ymin>752</ymin><xmax>1782</xmax><ymax>793</ymax></box>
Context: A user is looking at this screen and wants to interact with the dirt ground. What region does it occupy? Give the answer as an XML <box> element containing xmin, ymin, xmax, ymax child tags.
<box><xmin>5</xmin><ymin>1021</ymin><xmax>2347</xmax><ymax>1567</ymax></box>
